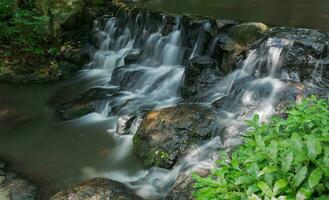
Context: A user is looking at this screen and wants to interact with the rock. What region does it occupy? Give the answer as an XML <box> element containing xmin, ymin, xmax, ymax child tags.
<box><xmin>0</xmin><ymin>188</ymin><xmax>10</xmax><ymax>200</ymax></box>
<box><xmin>124</xmin><ymin>50</ymin><xmax>142</xmax><ymax>65</ymax></box>
<box><xmin>230</xmin><ymin>22</ymin><xmax>269</xmax><ymax>45</ymax></box>
<box><xmin>166</xmin><ymin>168</ymin><xmax>209</xmax><ymax>200</ymax></box>
<box><xmin>215</xmin><ymin>19</ymin><xmax>237</xmax><ymax>30</ymax></box>
<box><xmin>242</xmin><ymin>28</ymin><xmax>329</xmax><ymax>87</ymax></box>
<box><xmin>181</xmin><ymin>57</ymin><xmax>222</xmax><ymax>101</ymax></box>
<box><xmin>0</xmin><ymin>161</ymin><xmax>37</xmax><ymax>200</ymax></box>
<box><xmin>50</xmin><ymin>178</ymin><xmax>143</xmax><ymax>200</ymax></box>
<box><xmin>1</xmin><ymin>178</ymin><xmax>37</xmax><ymax>200</ymax></box>
<box><xmin>133</xmin><ymin>104</ymin><xmax>218</xmax><ymax>169</ymax></box>
<box><xmin>211</xmin><ymin>34</ymin><xmax>245</xmax><ymax>74</ymax></box>
<box><xmin>55</xmin><ymin>87</ymin><xmax>119</xmax><ymax>120</ymax></box>
<box><xmin>265</xmin><ymin>28</ymin><xmax>329</xmax><ymax>87</ymax></box>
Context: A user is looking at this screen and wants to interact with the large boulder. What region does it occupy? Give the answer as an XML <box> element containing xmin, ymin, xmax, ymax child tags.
<box><xmin>50</xmin><ymin>178</ymin><xmax>143</xmax><ymax>200</ymax></box>
<box><xmin>133</xmin><ymin>104</ymin><xmax>218</xmax><ymax>169</ymax></box>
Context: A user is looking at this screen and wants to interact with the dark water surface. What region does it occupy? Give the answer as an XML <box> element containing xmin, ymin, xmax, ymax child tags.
<box><xmin>0</xmin><ymin>71</ymin><xmax>143</xmax><ymax>199</ymax></box>
<box><xmin>135</xmin><ymin>0</ymin><xmax>329</xmax><ymax>32</ymax></box>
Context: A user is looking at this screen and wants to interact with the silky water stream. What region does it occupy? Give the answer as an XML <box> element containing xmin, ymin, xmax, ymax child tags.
<box><xmin>0</xmin><ymin>8</ymin><xmax>328</xmax><ymax>200</ymax></box>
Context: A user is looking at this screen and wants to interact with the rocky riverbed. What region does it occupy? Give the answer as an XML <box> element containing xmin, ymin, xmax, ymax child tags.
<box><xmin>0</xmin><ymin>0</ymin><xmax>329</xmax><ymax>200</ymax></box>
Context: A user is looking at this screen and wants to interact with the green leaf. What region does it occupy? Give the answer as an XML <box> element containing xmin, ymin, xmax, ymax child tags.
<box><xmin>296</xmin><ymin>187</ymin><xmax>311</xmax><ymax>200</ymax></box>
<box><xmin>323</xmin><ymin>153</ymin><xmax>329</xmax><ymax>167</ymax></box>
<box><xmin>291</xmin><ymin>133</ymin><xmax>302</xmax><ymax>151</ymax></box>
<box><xmin>249</xmin><ymin>194</ymin><xmax>261</xmax><ymax>200</ymax></box>
<box><xmin>292</xmin><ymin>166</ymin><xmax>308</xmax><ymax>188</ymax></box>
<box><xmin>257</xmin><ymin>181</ymin><xmax>273</xmax><ymax>197</ymax></box>
<box><xmin>308</xmin><ymin>168</ymin><xmax>323</xmax><ymax>188</ymax></box>
<box><xmin>234</xmin><ymin>175</ymin><xmax>254</xmax><ymax>185</ymax></box>
<box><xmin>273</xmin><ymin>179</ymin><xmax>288</xmax><ymax>194</ymax></box>
<box><xmin>307</xmin><ymin>136</ymin><xmax>322</xmax><ymax>159</ymax></box>
<box><xmin>247</xmin><ymin>184</ymin><xmax>259</xmax><ymax>195</ymax></box>
<box><xmin>282</xmin><ymin>152</ymin><xmax>293</xmax><ymax>173</ymax></box>
<box><xmin>257</xmin><ymin>166</ymin><xmax>278</xmax><ymax>177</ymax></box>
<box><xmin>245</xmin><ymin>152</ymin><xmax>267</xmax><ymax>163</ymax></box>
<box><xmin>316</xmin><ymin>195</ymin><xmax>329</xmax><ymax>200</ymax></box>
<box><xmin>276</xmin><ymin>196</ymin><xmax>287</xmax><ymax>200</ymax></box>
<box><xmin>268</xmin><ymin>141</ymin><xmax>278</xmax><ymax>161</ymax></box>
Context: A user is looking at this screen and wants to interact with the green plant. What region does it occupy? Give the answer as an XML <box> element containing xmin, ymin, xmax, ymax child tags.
<box><xmin>193</xmin><ymin>96</ymin><xmax>329</xmax><ymax>200</ymax></box>
<box><xmin>0</xmin><ymin>0</ymin><xmax>49</xmax><ymax>55</ymax></box>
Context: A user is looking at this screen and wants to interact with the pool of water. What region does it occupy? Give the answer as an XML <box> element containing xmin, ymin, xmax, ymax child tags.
<box><xmin>135</xmin><ymin>0</ymin><xmax>329</xmax><ymax>32</ymax></box>
<box><xmin>0</xmin><ymin>70</ymin><xmax>144</xmax><ymax>199</ymax></box>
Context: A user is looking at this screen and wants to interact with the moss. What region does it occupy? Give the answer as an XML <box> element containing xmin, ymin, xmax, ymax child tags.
<box><xmin>230</xmin><ymin>22</ymin><xmax>269</xmax><ymax>45</ymax></box>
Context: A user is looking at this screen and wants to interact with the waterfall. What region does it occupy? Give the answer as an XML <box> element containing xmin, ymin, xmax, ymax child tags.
<box><xmin>64</xmin><ymin>9</ymin><xmax>328</xmax><ymax>199</ymax></box>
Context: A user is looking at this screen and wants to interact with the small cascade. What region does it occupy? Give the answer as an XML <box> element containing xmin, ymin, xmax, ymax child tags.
<box><xmin>59</xmin><ymin>7</ymin><xmax>329</xmax><ymax>200</ymax></box>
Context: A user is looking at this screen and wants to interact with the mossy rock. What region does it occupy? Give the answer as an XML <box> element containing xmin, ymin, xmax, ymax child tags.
<box><xmin>133</xmin><ymin>104</ymin><xmax>217</xmax><ymax>169</ymax></box>
<box><xmin>230</xmin><ymin>22</ymin><xmax>269</xmax><ymax>45</ymax></box>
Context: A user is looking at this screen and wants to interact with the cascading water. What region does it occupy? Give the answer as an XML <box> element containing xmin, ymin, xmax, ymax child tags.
<box><xmin>61</xmin><ymin>8</ymin><xmax>329</xmax><ymax>199</ymax></box>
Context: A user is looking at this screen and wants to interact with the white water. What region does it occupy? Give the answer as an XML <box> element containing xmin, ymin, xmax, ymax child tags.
<box><xmin>70</xmin><ymin>15</ymin><xmax>302</xmax><ymax>199</ymax></box>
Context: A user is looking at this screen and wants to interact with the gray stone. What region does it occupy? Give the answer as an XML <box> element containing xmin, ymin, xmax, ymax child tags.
<box><xmin>50</xmin><ymin>178</ymin><xmax>143</xmax><ymax>200</ymax></box>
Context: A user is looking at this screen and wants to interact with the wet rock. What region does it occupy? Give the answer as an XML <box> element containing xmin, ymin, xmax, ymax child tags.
<box><xmin>50</xmin><ymin>178</ymin><xmax>143</xmax><ymax>200</ymax></box>
<box><xmin>1</xmin><ymin>178</ymin><xmax>37</xmax><ymax>200</ymax></box>
<box><xmin>124</xmin><ymin>50</ymin><xmax>141</xmax><ymax>65</ymax></box>
<box><xmin>166</xmin><ymin>168</ymin><xmax>209</xmax><ymax>200</ymax></box>
<box><xmin>253</xmin><ymin>28</ymin><xmax>329</xmax><ymax>87</ymax></box>
<box><xmin>230</xmin><ymin>22</ymin><xmax>269</xmax><ymax>45</ymax></box>
<box><xmin>181</xmin><ymin>57</ymin><xmax>222</xmax><ymax>101</ymax></box>
<box><xmin>275</xmin><ymin>82</ymin><xmax>329</xmax><ymax>118</ymax></box>
<box><xmin>133</xmin><ymin>104</ymin><xmax>217</xmax><ymax>169</ymax></box>
<box><xmin>275</xmin><ymin>28</ymin><xmax>329</xmax><ymax>86</ymax></box>
<box><xmin>0</xmin><ymin>161</ymin><xmax>37</xmax><ymax>200</ymax></box>
<box><xmin>56</xmin><ymin>87</ymin><xmax>119</xmax><ymax>120</ymax></box>
<box><xmin>211</xmin><ymin>34</ymin><xmax>245</xmax><ymax>74</ymax></box>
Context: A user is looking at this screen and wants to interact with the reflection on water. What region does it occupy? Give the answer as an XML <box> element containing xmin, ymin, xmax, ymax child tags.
<box><xmin>0</xmin><ymin>71</ymin><xmax>143</xmax><ymax>199</ymax></box>
<box><xmin>136</xmin><ymin>0</ymin><xmax>329</xmax><ymax>32</ymax></box>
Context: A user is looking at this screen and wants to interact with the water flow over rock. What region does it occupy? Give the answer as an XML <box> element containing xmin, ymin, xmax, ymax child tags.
<box><xmin>54</xmin><ymin>5</ymin><xmax>329</xmax><ymax>199</ymax></box>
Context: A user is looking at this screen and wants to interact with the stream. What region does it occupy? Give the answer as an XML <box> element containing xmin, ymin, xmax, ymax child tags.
<box><xmin>0</xmin><ymin>1</ymin><xmax>329</xmax><ymax>199</ymax></box>
<box><xmin>0</xmin><ymin>73</ymin><xmax>143</xmax><ymax>198</ymax></box>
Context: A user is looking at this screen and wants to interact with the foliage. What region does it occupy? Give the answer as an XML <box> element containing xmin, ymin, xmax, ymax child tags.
<box><xmin>0</xmin><ymin>0</ymin><xmax>50</xmax><ymax>55</ymax></box>
<box><xmin>193</xmin><ymin>96</ymin><xmax>329</xmax><ymax>200</ymax></box>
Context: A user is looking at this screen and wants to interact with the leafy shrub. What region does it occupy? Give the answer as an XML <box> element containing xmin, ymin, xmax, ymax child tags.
<box><xmin>0</xmin><ymin>0</ymin><xmax>49</xmax><ymax>55</ymax></box>
<box><xmin>193</xmin><ymin>97</ymin><xmax>329</xmax><ymax>200</ymax></box>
